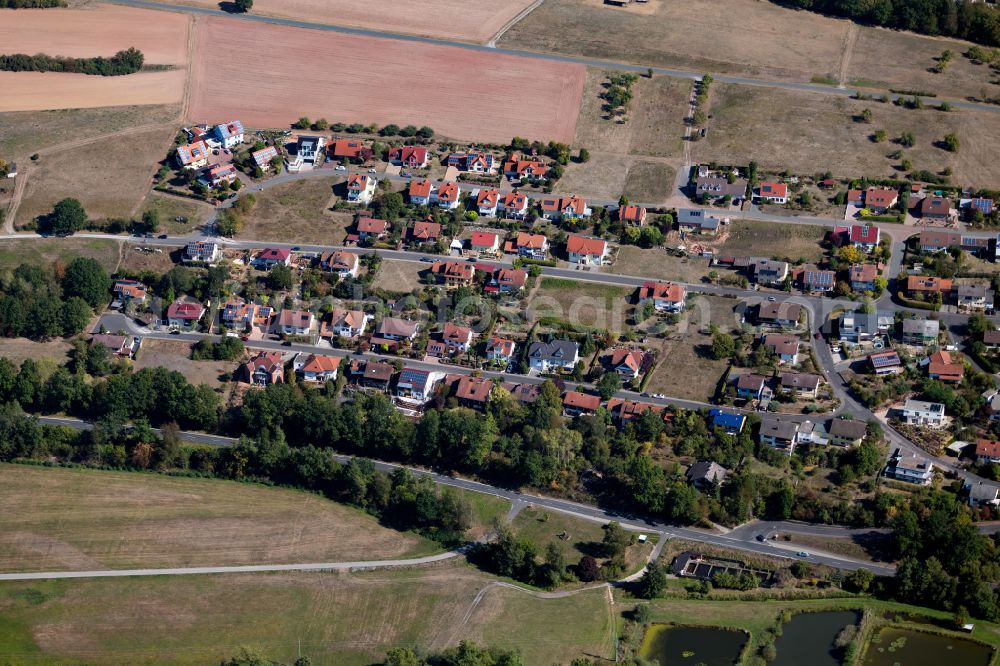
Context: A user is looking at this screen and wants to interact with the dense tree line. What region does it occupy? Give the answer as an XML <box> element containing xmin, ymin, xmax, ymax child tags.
<box><xmin>774</xmin><ymin>0</ymin><xmax>1000</xmax><ymax>47</ymax></box>
<box><xmin>0</xmin><ymin>47</ymin><xmax>145</xmax><ymax>76</ymax></box>
<box><xmin>0</xmin><ymin>259</ymin><xmax>108</xmax><ymax>339</ymax></box>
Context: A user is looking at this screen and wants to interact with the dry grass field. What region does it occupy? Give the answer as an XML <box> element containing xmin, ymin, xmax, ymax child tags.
<box><xmin>237</xmin><ymin>178</ymin><xmax>348</xmax><ymax>244</ymax></box>
<box><xmin>0</xmin><ymin>338</ymin><xmax>73</xmax><ymax>367</ymax></box>
<box><xmin>556</xmin><ymin>153</ymin><xmax>630</xmax><ymax>200</ymax></box>
<box><xmin>371</xmin><ymin>260</ymin><xmax>427</xmax><ymax>293</ymax></box>
<box><xmin>0</xmin><ymin>464</ymin><xmax>439</xmax><ymax>572</ymax></box>
<box><xmin>643</xmin><ymin>294</ymin><xmax>739</xmax><ymax>402</ymax></box>
<box><xmin>173</xmin><ymin>0</ymin><xmax>537</xmax><ymax>43</ymax></box>
<box><xmin>0</xmin><ymin>105</ymin><xmax>180</xmax><ymax>160</ymax></box>
<box><xmin>697</xmin><ymin>84</ymin><xmax>1000</xmax><ymax>187</ymax></box>
<box><xmin>721</xmin><ymin>221</ymin><xmax>827</xmax><ymax>262</ymax></box>
<box><xmin>529</xmin><ymin>278</ymin><xmax>632</xmax><ymax>333</ymax></box>
<box><xmin>0</xmin><ymin>5</ymin><xmax>189</xmax><ymax>111</ymax></box>
<box><xmin>0</xmin><ymin>562</ymin><xmax>613</xmax><ymax>664</ymax></box>
<box><xmin>501</xmin><ymin>0</ymin><xmax>848</xmax><ymax>82</ymax></box>
<box><xmin>623</xmin><ymin>160</ymin><xmax>674</xmax><ymax>203</ymax></box>
<box><xmin>133</xmin><ymin>339</ymin><xmax>232</xmax><ymax>390</ymax></box>
<box><xmin>612</xmin><ymin>247</ymin><xmax>714</xmax><ymax>283</ymax></box>
<box><xmin>117</xmin><ymin>243</ymin><xmax>182</xmax><ymax>274</ymax></box>
<box><xmin>15</xmin><ymin>125</ymin><xmax>176</xmax><ymax>225</ymax></box>
<box><xmin>188</xmin><ymin>17</ymin><xmax>585</xmax><ymax>143</ymax></box>
<box><xmin>139</xmin><ymin>193</ymin><xmax>214</xmax><ymax>236</ymax></box>
<box><xmin>0</xmin><ymin>238</ymin><xmax>120</xmax><ymax>272</ymax></box>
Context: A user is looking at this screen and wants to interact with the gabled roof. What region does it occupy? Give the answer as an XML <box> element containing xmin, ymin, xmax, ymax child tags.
<box><xmin>869</xmin><ymin>350</ymin><xmax>901</xmax><ymax>368</ymax></box>
<box><xmin>378</xmin><ymin>317</ymin><xmax>419</xmax><ymax>337</ymax></box>
<box><xmin>251</xmin><ymin>145</ymin><xmax>278</xmax><ymax>167</ymax></box>
<box><xmin>258</xmin><ymin>247</ymin><xmax>290</xmax><ymax>262</ymax></box>
<box><xmin>277</xmin><ymin>309</ymin><xmax>313</xmax><ymax>328</ymax></box>
<box><xmin>736</xmin><ymin>373</ymin><xmax>766</xmax><ymax>390</ymax></box>
<box><xmin>437</xmin><ymin>181</ymin><xmax>460</xmax><ymax>202</ymax></box>
<box><xmin>927</xmin><ymin>350</ymin><xmax>964</xmax><ymax>380</ymax></box>
<box><xmin>495</xmin><ymin>268</ymin><xmax>527</xmax><ymax>288</ymax></box>
<box><xmin>301</xmin><ymin>354</ymin><xmax>341</xmax><ymax>374</ymax></box>
<box><xmin>358</xmin><ymin>218</ymin><xmax>389</xmax><ymax>234</ymax></box>
<box><xmin>563</xmin><ymin>390</ymin><xmax>601</xmax><ymax>412</ymax></box>
<box><xmin>828</xmin><ymin>418</ymin><xmax>868</xmax><ymax>441</ymax></box>
<box><xmin>849</xmin><ymin>263</ymin><xmax>878</xmax><ymax>283</ymax></box>
<box><xmin>476</xmin><ymin>189</ymin><xmax>500</xmax><ymax>207</ymax></box>
<box><xmin>176</xmin><ymin>140</ymin><xmax>209</xmax><ymax>165</ymax></box>
<box><xmin>501</xmin><ymin>191</ymin><xmax>529</xmax><ymax>208</ymax></box>
<box><xmin>780</xmin><ymin>372</ymin><xmax>821</xmax><ymax>391</ymax></box>
<box><xmin>610</xmin><ymin>348</ymin><xmax>644</xmax><ymax>373</ymax></box>
<box><xmin>528</xmin><ymin>339</ymin><xmax>578</xmax><ymax>360</ymax></box>
<box><xmin>906</xmin><ymin>275</ymin><xmax>952</xmax><ymax>293</ymax></box>
<box><xmin>363</xmin><ymin>361</ymin><xmax>395</xmax><ymax>382</ymax></box>
<box><xmin>431</xmin><ymin>261</ymin><xmax>475</xmax><ymax>280</ymax></box>
<box><xmin>686</xmin><ymin>461</ymin><xmax>728</xmax><ymax>484</ymax></box>
<box><xmin>166</xmin><ymin>300</ymin><xmax>204</xmax><ymax>320</ymax></box>
<box><xmin>470</xmin><ymin>232</ymin><xmax>499</xmax><ymax>249</ymax></box>
<box><xmin>865</xmin><ymin>187</ymin><xmax>898</xmax><ymax>208</ymax></box>
<box><xmin>763</xmin><ymin>334</ymin><xmax>799</xmax><ymax>356</ymax></box>
<box><xmin>455</xmin><ymin>375</ymin><xmax>493</xmax><ymax>403</ymax></box>
<box><xmin>758</xmin><ymin>301</ymin><xmax>800</xmax><ymax>321</ymax></box>
<box><xmin>442</xmin><ymin>322</ymin><xmax>473</xmax><ymax>343</ymax></box>
<box><xmin>325</xmin><ymin>250</ymin><xmax>358</xmax><ymax>272</ymax></box>
<box><xmin>515</xmin><ymin>232</ymin><xmax>546</xmax><ymax>249</ymax></box>
<box><xmin>619</xmin><ymin>205</ymin><xmax>646</xmax><ymax>222</ymax></box>
<box><xmin>759</xmin><ymin>417</ymin><xmax>799</xmax><ymax>441</ymax></box>
<box><xmin>216</xmin><ymin>120</ymin><xmax>243</xmax><ymax>139</ymax></box>
<box><xmin>347</xmin><ymin>173</ymin><xmax>372</xmax><ymax>190</ymax></box>
<box><xmin>408</xmin><ymin>179</ymin><xmax>434</xmax><ymax>199</ymax></box>
<box><xmin>850</xmin><ymin>225</ymin><xmax>879</xmax><ymax>244</ymax></box>
<box><xmin>331</xmin><ymin>307</ymin><xmax>366</xmax><ymax>330</ymax></box>
<box><xmin>410</xmin><ymin>220</ymin><xmax>441</xmax><ymax>240</ymax></box>
<box><xmin>389</xmin><ymin>146</ymin><xmax>428</xmax><ymax>163</ymax></box>
<box><xmin>566</xmin><ymin>235</ymin><xmax>606</xmax><ymax>256</ymax></box>
<box><xmin>976</xmin><ymin>439</ymin><xmax>1000</xmax><ymax>458</ymax></box>
<box><xmin>330</xmin><ymin>139</ymin><xmax>365</xmax><ymax>158</ymax></box>
<box><xmin>638</xmin><ymin>281</ymin><xmax>685</xmax><ymax>303</ymax></box>
<box><xmin>759</xmin><ymin>182</ymin><xmax>787</xmax><ymax>198</ymax></box>
<box><xmin>921</xmin><ymin>196</ymin><xmax>952</xmax><ymax>216</ymax></box>
<box><xmin>487</xmin><ymin>336</ymin><xmax>517</xmax><ymax>357</ymax></box>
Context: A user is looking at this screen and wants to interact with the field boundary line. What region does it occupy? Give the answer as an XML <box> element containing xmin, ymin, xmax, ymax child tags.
<box><xmin>4</xmin><ymin>166</ymin><xmax>27</xmax><ymax>233</ymax></box>
<box><xmin>487</xmin><ymin>0</ymin><xmax>544</xmax><ymax>47</ymax></box>
<box><xmin>837</xmin><ymin>22</ymin><xmax>858</xmax><ymax>88</ymax></box>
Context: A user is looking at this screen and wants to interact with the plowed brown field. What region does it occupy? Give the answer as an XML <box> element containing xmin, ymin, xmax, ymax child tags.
<box><xmin>187</xmin><ymin>16</ymin><xmax>584</xmax><ymax>143</ymax></box>
<box><xmin>174</xmin><ymin>0</ymin><xmax>537</xmax><ymax>43</ymax></box>
<box><xmin>0</xmin><ymin>5</ymin><xmax>190</xmax><ymax>110</ymax></box>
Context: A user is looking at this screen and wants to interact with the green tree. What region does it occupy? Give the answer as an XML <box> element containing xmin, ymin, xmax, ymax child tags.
<box><xmin>597</xmin><ymin>371</ymin><xmax>622</xmax><ymax>400</ymax></box>
<box><xmin>942</xmin><ymin>132</ymin><xmax>961</xmax><ymax>152</ymax></box>
<box><xmin>899</xmin><ymin>131</ymin><xmax>916</xmax><ymax>148</ymax></box>
<box><xmin>710</xmin><ymin>331</ymin><xmax>736</xmax><ymax>360</ymax></box>
<box><xmin>844</xmin><ymin>567</ymin><xmax>874</xmax><ymax>593</ymax></box>
<box><xmin>46</xmin><ymin>198</ymin><xmax>87</xmax><ymax>235</ymax></box>
<box><xmin>141</xmin><ymin>209</ymin><xmax>160</xmax><ymax>233</ymax></box>
<box><xmin>637</xmin><ymin>561</ymin><xmax>668</xmax><ymax>599</ymax></box>
<box><xmin>267</xmin><ymin>264</ymin><xmax>293</xmax><ymax>291</ymax></box>
<box><xmin>234</xmin><ymin>0</ymin><xmax>253</xmax><ymax>13</ymax></box>
<box><xmin>61</xmin><ymin>296</ymin><xmax>92</xmax><ymax>335</ymax></box>
<box><xmin>61</xmin><ymin>257</ymin><xmax>111</xmax><ymax>309</ymax></box>
<box><xmin>873</xmin><ymin>129</ymin><xmax>888</xmax><ymax>142</ymax></box>
<box><xmin>578</xmin><ymin>147</ymin><xmax>590</xmax><ymax>163</ymax></box>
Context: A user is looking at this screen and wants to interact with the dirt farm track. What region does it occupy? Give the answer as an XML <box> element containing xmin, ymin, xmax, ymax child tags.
<box><xmin>187</xmin><ymin>17</ymin><xmax>585</xmax><ymax>144</ymax></box>
<box><xmin>173</xmin><ymin>0</ymin><xmax>539</xmax><ymax>43</ymax></box>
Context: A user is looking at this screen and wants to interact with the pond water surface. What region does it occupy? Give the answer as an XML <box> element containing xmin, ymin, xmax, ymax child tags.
<box><xmin>773</xmin><ymin>610</ymin><xmax>860</xmax><ymax>666</ymax></box>
<box><xmin>639</xmin><ymin>625</ymin><xmax>747</xmax><ymax>666</ymax></box>
<box><xmin>863</xmin><ymin>627</ymin><xmax>994</xmax><ymax>666</ymax></box>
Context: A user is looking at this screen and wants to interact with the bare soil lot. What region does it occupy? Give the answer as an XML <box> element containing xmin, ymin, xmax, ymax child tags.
<box><xmin>0</xmin><ymin>338</ymin><xmax>72</xmax><ymax>367</ymax></box>
<box><xmin>188</xmin><ymin>17</ymin><xmax>585</xmax><ymax>143</ymax></box>
<box><xmin>133</xmin><ymin>339</ymin><xmax>232</xmax><ymax>390</ymax></box>
<box><xmin>0</xmin><ymin>238</ymin><xmax>120</xmax><ymax>273</ymax></box>
<box><xmin>696</xmin><ymin>84</ymin><xmax>1000</xmax><ymax>187</ymax></box>
<box><xmin>0</xmin><ymin>105</ymin><xmax>180</xmax><ymax>160</ymax></box>
<box><xmin>237</xmin><ymin>178</ymin><xmax>349</xmax><ymax>245</ymax></box>
<box><xmin>0</xmin><ymin>463</ymin><xmax>439</xmax><ymax>571</ymax></box>
<box><xmin>501</xmin><ymin>0</ymin><xmax>848</xmax><ymax>83</ymax></box>
<box><xmin>16</xmin><ymin>125</ymin><xmax>176</xmax><ymax>225</ymax></box>
<box><xmin>644</xmin><ymin>294</ymin><xmax>738</xmax><ymax>402</ymax></box>
<box><xmin>173</xmin><ymin>0</ymin><xmax>537</xmax><ymax>43</ymax></box>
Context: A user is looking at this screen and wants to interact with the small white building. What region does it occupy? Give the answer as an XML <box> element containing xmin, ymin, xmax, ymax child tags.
<box><xmin>898</xmin><ymin>399</ymin><xmax>945</xmax><ymax>428</ymax></box>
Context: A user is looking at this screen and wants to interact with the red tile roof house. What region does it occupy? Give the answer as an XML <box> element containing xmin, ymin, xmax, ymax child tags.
<box><xmin>357</xmin><ymin>217</ymin><xmax>389</xmax><ymax>241</ymax></box>
<box><xmin>864</xmin><ymin>187</ymin><xmax>898</xmax><ymax>213</ymax></box>
<box><xmin>409</xmin><ymin>220</ymin><xmax>442</xmax><ymax>244</ymax></box>
<box><xmin>490</xmin><ymin>268</ymin><xmax>527</xmax><ymax>294</ymax></box>
<box><xmin>294</xmin><ymin>353</ymin><xmax>341</xmax><ymax>383</ymax></box>
<box><xmin>427</xmin><ymin>322</ymin><xmax>474</xmax><ymax>357</ymax></box>
<box><xmin>346</xmin><ymin>173</ymin><xmax>377</xmax><ymax>204</ymax></box>
<box><xmin>566</xmin><ymin>235</ymin><xmax>608</xmax><ymax>266</ymax></box>
<box><xmin>763</xmin><ymin>334</ymin><xmax>800</xmax><ymax>364</ymax></box>
<box><xmin>511</xmin><ymin>232</ymin><xmax>548</xmax><ymax>260</ymax></box>
<box><xmin>638</xmin><ymin>281</ymin><xmax>686</xmax><ymax>312</ymax></box>
<box><xmin>486</xmin><ymin>336</ymin><xmax>517</xmax><ymax>364</ymax></box>
<box><xmin>976</xmin><ymin>439</ymin><xmax>1000</xmax><ymax>464</ymax></box>
<box><xmin>847</xmin><ymin>189</ymin><xmax>865</xmax><ymax>206</ymax></box>
<box><xmin>221</xmin><ymin>301</ymin><xmax>274</xmax><ymax>332</ymax></box>
<box><xmin>850</xmin><ymin>224</ymin><xmax>880</xmax><ymax>252</ymax></box>
<box><xmin>408</xmin><ymin>179</ymin><xmax>436</xmax><ymax>206</ymax></box>
<box><xmin>320</xmin><ymin>250</ymin><xmax>359</xmax><ymax>278</ymax></box>
<box><xmin>436</xmin><ymin>181</ymin><xmax>462</xmax><ymax>210</ymax></box>
<box><xmin>254</xmin><ymin>247</ymin><xmax>291</xmax><ymax>270</ymax></box>
<box><xmin>320</xmin><ymin>307</ymin><xmax>370</xmax><ymax>339</ymax></box>
<box><xmin>251</xmin><ymin>145</ymin><xmax>279</xmax><ymax>171</ymax></box>
<box><xmin>540</xmin><ymin>195</ymin><xmax>591</xmax><ymax>221</ymax></box>
<box><xmin>454</xmin><ymin>375</ymin><xmax>494</xmax><ymax>410</ymax></box>
<box><xmin>431</xmin><ymin>261</ymin><xmax>475</xmax><ymax>288</ymax></box>
<box><xmin>238</xmin><ymin>351</ymin><xmax>285</xmax><ymax>386</ymax></box>
<box><xmin>498</xmin><ymin>191</ymin><xmax>530</xmax><ymax>219</ymax></box>
<box><xmin>757</xmin><ymin>182</ymin><xmax>788</xmax><ymax>204</ymax></box>
<box><xmin>469</xmin><ymin>231</ymin><xmax>500</xmax><ymax>257</ymax></box>
<box><xmin>618</xmin><ymin>205</ymin><xmax>647</xmax><ymax>225</ymax></box>
<box><xmin>926</xmin><ymin>350</ymin><xmax>964</xmax><ymax>383</ymax></box>
<box><xmin>276</xmin><ymin>309</ymin><xmax>315</xmax><ymax>337</ymax></box>
<box><xmin>166</xmin><ymin>300</ymin><xmax>205</xmax><ymax>329</ymax></box>
<box><xmin>563</xmin><ymin>390</ymin><xmax>602</xmax><ymax>417</ymax></box>
<box><xmin>503</xmin><ymin>158</ymin><xmax>548</xmax><ymax>183</ymax></box>
<box><xmin>389</xmin><ymin>146</ymin><xmax>429</xmax><ymax>168</ymax></box>
<box><xmin>476</xmin><ymin>188</ymin><xmax>500</xmax><ymax>216</ymax></box>
<box><xmin>376</xmin><ymin>317</ymin><xmax>420</xmax><ymax>342</ymax></box>
<box><xmin>112</xmin><ymin>279</ymin><xmax>146</xmax><ymax>307</ymax></box>
<box><xmin>920</xmin><ymin>195</ymin><xmax>953</xmax><ymax>221</ymax></box>
<box><xmin>176</xmin><ymin>140</ymin><xmax>210</xmax><ymax>169</ymax></box>
<box><xmin>90</xmin><ymin>334</ymin><xmax>135</xmax><ymax>358</ymax></box>
<box><xmin>330</xmin><ymin>139</ymin><xmax>372</xmax><ymax>162</ymax></box>
<box><xmin>849</xmin><ymin>263</ymin><xmax>879</xmax><ymax>292</ymax></box>
<box><xmin>205</xmin><ymin>163</ymin><xmax>238</xmax><ymax>188</ymax></box>
<box><xmin>610</xmin><ymin>348</ymin><xmax>646</xmax><ymax>380</ymax></box>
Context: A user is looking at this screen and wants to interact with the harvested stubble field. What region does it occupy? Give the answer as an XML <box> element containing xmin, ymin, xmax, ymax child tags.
<box><xmin>500</xmin><ymin>0</ymin><xmax>849</xmax><ymax>83</ymax></box>
<box><xmin>15</xmin><ymin>125</ymin><xmax>177</xmax><ymax>225</ymax></box>
<box><xmin>173</xmin><ymin>0</ymin><xmax>537</xmax><ymax>43</ymax></box>
<box><xmin>188</xmin><ymin>17</ymin><xmax>585</xmax><ymax>143</ymax></box>
<box><xmin>0</xmin><ymin>562</ymin><xmax>613</xmax><ymax>664</ymax></box>
<box><xmin>0</xmin><ymin>5</ymin><xmax>189</xmax><ymax>111</ymax></box>
<box><xmin>0</xmin><ymin>105</ymin><xmax>180</xmax><ymax>160</ymax></box>
<box><xmin>696</xmin><ymin>84</ymin><xmax>1000</xmax><ymax>187</ymax></box>
<box><xmin>0</xmin><ymin>464</ymin><xmax>440</xmax><ymax>572</ymax></box>
<box><xmin>236</xmin><ymin>178</ymin><xmax>347</xmax><ymax>245</ymax></box>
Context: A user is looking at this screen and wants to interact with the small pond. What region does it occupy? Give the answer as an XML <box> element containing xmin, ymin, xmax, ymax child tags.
<box><xmin>863</xmin><ymin>627</ymin><xmax>994</xmax><ymax>666</ymax></box>
<box><xmin>772</xmin><ymin>610</ymin><xmax>859</xmax><ymax>666</ymax></box>
<box><xmin>639</xmin><ymin>625</ymin><xmax>747</xmax><ymax>666</ymax></box>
